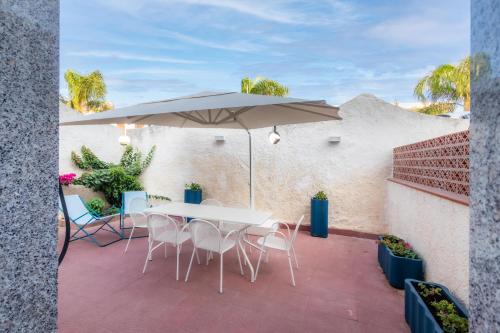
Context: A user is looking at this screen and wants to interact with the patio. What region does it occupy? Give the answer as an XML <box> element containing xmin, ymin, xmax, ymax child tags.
<box><xmin>58</xmin><ymin>222</ymin><xmax>408</xmax><ymax>333</ymax></box>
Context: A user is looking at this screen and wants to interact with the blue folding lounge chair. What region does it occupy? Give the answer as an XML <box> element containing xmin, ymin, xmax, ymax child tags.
<box><xmin>120</xmin><ymin>191</ymin><xmax>149</xmax><ymax>238</ymax></box>
<box><xmin>61</xmin><ymin>195</ymin><xmax>122</xmax><ymax>247</ymax></box>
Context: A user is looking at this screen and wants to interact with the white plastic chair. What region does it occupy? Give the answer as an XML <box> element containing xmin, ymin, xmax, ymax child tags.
<box><xmin>255</xmin><ymin>215</ymin><xmax>305</xmax><ymax>286</ymax></box>
<box><xmin>185</xmin><ymin>219</ymin><xmax>243</xmax><ymax>293</ymax></box>
<box><xmin>142</xmin><ymin>213</ymin><xmax>193</xmax><ymax>280</ymax></box>
<box><xmin>123</xmin><ymin>197</ymin><xmax>149</xmax><ymax>253</ymax></box>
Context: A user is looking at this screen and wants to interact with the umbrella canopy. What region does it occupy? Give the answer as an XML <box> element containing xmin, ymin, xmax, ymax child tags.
<box><xmin>60</xmin><ymin>91</ymin><xmax>341</xmax><ymax>128</ymax></box>
<box><xmin>60</xmin><ymin>91</ymin><xmax>341</xmax><ymax>208</ymax></box>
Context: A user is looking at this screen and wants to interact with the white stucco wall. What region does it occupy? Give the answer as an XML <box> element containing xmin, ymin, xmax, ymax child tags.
<box><xmin>385</xmin><ymin>181</ymin><xmax>469</xmax><ymax>304</ymax></box>
<box><xmin>59</xmin><ymin>94</ymin><xmax>469</xmax><ymax>233</ymax></box>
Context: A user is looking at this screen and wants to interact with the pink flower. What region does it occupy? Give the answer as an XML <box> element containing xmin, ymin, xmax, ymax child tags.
<box><xmin>59</xmin><ymin>173</ymin><xmax>77</xmax><ymax>185</ymax></box>
<box><xmin>405</xmin><ymin>243</ymin><xmax>412</xmax><ymax>249</ymax></box>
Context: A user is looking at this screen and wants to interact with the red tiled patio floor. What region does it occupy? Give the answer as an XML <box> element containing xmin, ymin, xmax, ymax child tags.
<box><xmin>58</xmin><ymin>224</ymin><xmax>409</xmax><ymax>333</ymax></box>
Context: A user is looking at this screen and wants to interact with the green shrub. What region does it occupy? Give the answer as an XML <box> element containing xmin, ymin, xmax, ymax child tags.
<box><xmin>417</xmin><ymin>283</ymin><xmax>469</xmax><ymax>333</ymax></box>
<box><xmin>75</xmin><ymin>167</ymin><xmax>143</xmax><ymax>207</ymax></box>
<box><xmin>185</xmin><ymin>183</ymin><xmax>202</xmax><ymax>191</ymax></box>
<box><xmin>380</xmin><ymin>234</ymin><xmax>419</xmax><ymax>259</ymax></box>
<box><xmin>71</xmin><ymin>144</ymin><xmax>160</xmax><ymax>207</ymax></box>
<box><xmin>86</xmin><ymin>197</ymin><xmax>105</xmax><ymax>215</ymax></box>
<box><xmin>313</xmin><ymin>191</ymin><xmax>328</xmax><ymax>200</ymax></box>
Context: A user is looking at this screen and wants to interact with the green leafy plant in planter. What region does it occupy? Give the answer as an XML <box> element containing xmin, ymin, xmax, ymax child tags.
<box><xmin>185</xmin><ymin>183</ymin><xmax>202</xmax><ymax>191</ymax></box>
<box><xmin>312</xmin><ymin>191</ymin><xmax>328</xmax><ymax>200</ymax></box>
<box><xmin>85</xmin><ymin>197</ymin><xmax>120</xmax><ymax>216</ymax></box>
<box><xmin>380</xmin><ymin>234</ymin><xmax>418</xmax><ymax>259</ymax></box>
<box><xmin>71</xmin><ymin>145</ymin><xmax>160</xmax><ymax>207</ymax></box>
<box><xmin>417</xmin><ymin>283</ymin><xmax>469</xmax><ymax>333</ymax></box>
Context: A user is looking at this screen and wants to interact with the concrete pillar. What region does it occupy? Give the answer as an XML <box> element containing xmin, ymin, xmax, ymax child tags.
<box><xmin>470</xmin><ymin>0</ymin><xmax>500</xmax><ymax>331</ymax></box>
<box><xmin>0</xmin><ymin>1</ymin><xmax>59</xmax><ymax>332</ymax></box>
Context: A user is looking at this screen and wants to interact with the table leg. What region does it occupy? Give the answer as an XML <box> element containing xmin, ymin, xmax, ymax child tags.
<box><xmin>238</xmin><ymin>236</ymin><xmax>255</xmax><ymax>282</ymax></box>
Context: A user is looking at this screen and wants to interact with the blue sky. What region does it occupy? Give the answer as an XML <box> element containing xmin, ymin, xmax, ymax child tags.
<box><xmin>60</xmin><ymin>0</ymin><xmax>470</xmax><ymax>108</ymax></box>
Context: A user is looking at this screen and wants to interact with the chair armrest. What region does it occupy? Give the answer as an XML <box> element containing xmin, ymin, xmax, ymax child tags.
<box><xmin>260</xmin><ymin>230</ymin><xmax>289</xmax><ymax>250</ymax></box>
<box><xmin>271</xmin><ymin>221</ymin><xmax>291</xmax><ymax>238</ymax></box>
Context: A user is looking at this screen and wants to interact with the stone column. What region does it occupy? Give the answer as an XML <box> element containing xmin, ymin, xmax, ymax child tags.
<box><xmin>0</xmin><ymin>1</ymin><xmax>59</xmax><ymax>332</ymax></box>
<box><xmin>470</xmin><ymin>0</ymin><xmax>500</xmax><ymax>331</ymax></box>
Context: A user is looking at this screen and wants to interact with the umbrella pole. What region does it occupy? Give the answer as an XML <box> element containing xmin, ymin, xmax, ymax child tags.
<box><xmin>247</xmin><ymin>130</ymin><xmax>255</xmax><ymax>209</ymax></box>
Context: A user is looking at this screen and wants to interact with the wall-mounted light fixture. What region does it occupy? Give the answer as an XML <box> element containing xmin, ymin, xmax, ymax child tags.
<box><xmin>214</xmin><ymin>135</ymin><xmax>225</xmax><ymax>142</ymax></box>
<box><xmin>118</xmin><ymin>124</ymin><xmax>131</xmax><ymax>145</ymax></box>
<box><xmin>268</xmin><ymin>126</ymin><xmax>280</xmax><ymax>144</ymax></box>
<box><xmin>328</xmin><ymin>136</ymin><xmax>341</xmax><ymax>143</ymax></box>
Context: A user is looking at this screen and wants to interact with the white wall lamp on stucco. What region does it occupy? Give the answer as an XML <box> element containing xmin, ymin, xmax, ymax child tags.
<box><xmin>214</xmin><ymin>135</ymin><xmax>225</xmax><ymax>142</ymax></box>
<box><xmin>328</xmin><ymin>136</ymin><xmax>341</xmax><ymax>143</ymax></box>
<box><xmin>269</xmin><ymin>126</ymin><xmax>281</xmax><ymax>144</ymax></box>
<box><xmin>118</xmin><ymin>125</ymin><xmax>131</xmax><ymax>146</ymax></box>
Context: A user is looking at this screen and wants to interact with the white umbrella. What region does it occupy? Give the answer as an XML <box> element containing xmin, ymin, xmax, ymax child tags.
<box><xmin>60</xmin><ymin>91</ymin><xmax>341</xmax><ymax>207</ymax></box>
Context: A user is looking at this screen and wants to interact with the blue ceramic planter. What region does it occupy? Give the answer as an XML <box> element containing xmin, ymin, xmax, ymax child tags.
<box><xmin>310</xmin><ymin>199</ymin><xmax>328</xmax><ymax>238</ymax></box>
<box><xmin>378</xmin><ymin>236</ymin><xmax>424</xmax><ymax>289</ymax></box>
<box><xmin>184</xmin><ymin>189</ymin><xmax>202</xmax><ymax>204</ymax></box>
<box><xmin>405</xmin><ymin>279</ymin><xmax>468</xmax><ymax>333</ymax></box>
<box><xmin>184</xmin><ymin>189</ymin><xmax>202</xmax><ymax>222</ymax></box>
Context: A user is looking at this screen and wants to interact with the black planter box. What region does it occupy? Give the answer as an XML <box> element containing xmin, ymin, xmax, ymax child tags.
<box><xmin>405</xmin><ymin>279</ymin><xmax>469</xmax><ymax>333</ymax></box>
<box><xmin>378</xmin><ymin>236</ymin><xmax>424</xmax><ymax>289</ymax></box>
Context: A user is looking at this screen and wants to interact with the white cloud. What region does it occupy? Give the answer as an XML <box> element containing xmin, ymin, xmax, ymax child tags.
<box><xmin>67</xmin><ymin>50</ymin><xmax>204</xmax><ymax>64</ymax></box>
<box><xmin>159</xmin><ymin>29</ymin><xmax>262</xmax><ymax>52</ymax></box>
<box><xmin>367</xmin><ymin>15</ymin><xmax>470</xmax><ymax>48</ymax></box>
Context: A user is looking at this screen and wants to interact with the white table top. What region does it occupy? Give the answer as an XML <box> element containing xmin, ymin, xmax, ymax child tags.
<box><xmin>144</xmin><ymin>202</ymin><xmax>272</xmax><ymax>226</ymax></box>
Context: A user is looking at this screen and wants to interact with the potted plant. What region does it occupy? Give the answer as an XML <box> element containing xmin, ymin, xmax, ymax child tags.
<box><xmin>184</xmin><ymin>183</ymin><xmax>202</xmax><ymax>204</ymax></box>
<box><xmin>378</xmin><ymin>235</ymin><xmax>424</xmax><ymax>289</ymax></box>
<box><xmin>311</xmin><ymin>191</ymin><xmax>328</xmax><ymax>238</ymax></box>
<box><xmin>405</xmin><ymin>279</ymin><xmax>469</xmax><ymax>333</ymax></box>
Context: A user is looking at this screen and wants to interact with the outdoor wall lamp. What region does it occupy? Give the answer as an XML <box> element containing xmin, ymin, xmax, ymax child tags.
<box><xmin>119</xmin><ymin>125</ymin><xmax>131</xmax><ymax>145</ymax></box>
<box><xmin>268</xmin><ymin>126</ymin><xmax>280</xmax><ymax>144</ymax></box>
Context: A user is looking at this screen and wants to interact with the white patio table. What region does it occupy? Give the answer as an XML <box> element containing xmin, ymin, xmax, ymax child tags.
<box><xmin>144</xmin><ymin>202</ymin><xmax>272</xmax><ymax>282</ymax></box>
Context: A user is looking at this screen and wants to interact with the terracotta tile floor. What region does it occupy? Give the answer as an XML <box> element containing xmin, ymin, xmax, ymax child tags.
<box><xmin>58</xmin><ymin>223</ymin><xmax>409</xmax><ymax>333</ymax></box>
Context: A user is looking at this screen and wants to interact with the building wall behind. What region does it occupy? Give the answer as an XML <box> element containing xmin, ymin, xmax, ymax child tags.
<box><xmin>385</xmin><ymin>181</ymin><xmax>469</xmax><ymax>304</ymax></box>
<box><xmin>60</xmin><ymin>94</ymin><xmax>469</xmax><ymax>234</ymax></box>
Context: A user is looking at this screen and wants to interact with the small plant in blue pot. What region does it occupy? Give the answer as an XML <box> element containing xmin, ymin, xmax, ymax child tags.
<box><xmin>311</xmin><ymin>191</ymin><xmax>328</xmax><ymax>238</ymax></box>
<box><xmin>184</xmin><ymin>183</ymin><xmax>202</xmax><ymax>204</ymax></box>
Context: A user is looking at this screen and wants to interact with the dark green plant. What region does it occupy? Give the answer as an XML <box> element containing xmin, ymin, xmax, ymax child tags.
<box><xmin>71</xmin><ymin>145</ymin><xmax>159</xmax><ymax>207</ymax></box>
<box><xmin>313</xmin><ymin>191</ymin><xmax>328</xmax><ymax>200</ymax></box>
<box><xmin>86</xmin><ymin>197</ymin><xmax>105</xmax><ymax>215</ymax></box>
<box><xmin>185</xmin><ymin>183</ymin><xmax>202</xmax><ymax>191</ymax></box>
<box><xmin>417</xmin><ymin>283</ymin><xmax>468</xmax><ymax>333</ymax></box>
<box><xmin>431</xmin><ymin>300</ymin><xmax>469</xmax><ymax>333</ymax></box>
<box><xmin>380</xmin><ymin>234</ymin><xmax>419</xmax><ymax>259</ymax></box>
<box><xmin>148</xmin><ymin>194</ymin><xmax>171</xmax><ymax>201</ymax></box>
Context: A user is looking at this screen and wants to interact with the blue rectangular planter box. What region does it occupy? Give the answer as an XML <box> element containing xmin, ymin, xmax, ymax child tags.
<box><xmin>184</xmin><ymin>189</ymin><xmax>202</xmax><ymax>204</ymax></box>
<box><xmin>378</xmin><ymin>236</ymin><xmax>424</xmax><ymax>289</ymax></box>
<box><xmin>405</xmin><ymin>279</ymin><xmax>469</xmax><ymax>333</ymax></box>
<box><xmin>184</xmin><ymin>189</ymin><xmax>202</xmax><ymax>222</ymax></box>
<box><xmin>310</xmin><ymin>199</ymin><xmax>328</xmax><ymax>238</ymax></box>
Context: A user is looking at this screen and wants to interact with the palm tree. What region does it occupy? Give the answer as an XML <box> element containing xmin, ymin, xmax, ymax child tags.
<box><xmin>62</xmin><ymin>70</ymin><xmax>113</xmax><ymax>113</ymax></box>
<box><xmin>413</xmin><ymin>57</ymin><xmax>470</xmax><ymax>115</ymax></box>
<box><xmin>241</xmin><ymin>76</ymin><xmax>289</xmax><ymax>97</ymax></box>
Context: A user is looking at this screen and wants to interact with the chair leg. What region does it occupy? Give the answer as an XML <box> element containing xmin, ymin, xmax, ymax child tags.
<box><xmin>206</xmin><ymin>250</ymin><xmax>210</xmax><ymax>265</ymax></box>
<box><xmin>143</xmin><ymin>244</ymin><xmax>152</xmax><ymax>274</ymax></box>
<box><xmin>236</xmin><ymin>245</ymin><xmax>244</xmax><ymax>276</ymax></box>
<box><xmin>291</xmin><ymin>245</ymin><xmax>299</xmax><ymax>269</ymax></box>
<box><xmin>185</xmin><ymin>247</ymin><xmax>196</xmax><ymax>282</ymax></box>
<box><xmin>255</xmin><ymin>248</ymin><xmax>265</xmax><ymax>280</ymax></box>
<box><xmin>265</xmin><ymin>251</ymin><xmax>270</xmax><ymax>263</ymax></box>
<box><xmin>287</xmin><ymin>250</ymin><xmax>296</xmax><ymax>286</ymax></box>
<box><xmin>124</xmin><ymin>225</ymin><xmax>135</xmax><ymax>253</ymax></box>
<box><xmin>165</xmin><ymin>242</ymin><xmax>168</xmax><ymax>258</ymax></box>
<box><xmin>219</xmin><ymin>253</ymin><xmax>224</xmax><ymax>294</ymax></box>
<box><xmin>176</xmin><ymin>244</ymin><xmax>180</xmax><ymax>281</ymax></box>
<box><xmin>195</xmin><ymin>248</ymin><xmax>201</xmax><ymax>265</ymax></box>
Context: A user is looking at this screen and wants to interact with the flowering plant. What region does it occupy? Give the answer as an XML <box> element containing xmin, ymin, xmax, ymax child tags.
<box><xmin>380</xmin><ymin>234</ymin><xmax>419</xmax><ymax>259</ymax></box>
<box><xmin>59</xmin><ymin>173</ymin><xmax>77</xmax><ymax>186</ymax></box>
